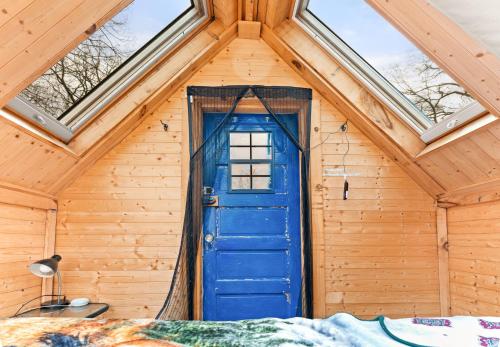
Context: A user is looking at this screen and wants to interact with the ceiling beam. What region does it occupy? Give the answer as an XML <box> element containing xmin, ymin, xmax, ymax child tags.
<box><xmin>0</xmin><ymin>0</ymin><xmax>131</xmax><ymax>109</ymax></box>
<box><xmin>367</xmin><ymin>0</ymin><xmax>500</xmax><ymax>118</ymax></box>
<box><xmin>265</xmin><ymin>0</ymin><xmax>292</xmax><ymax>28</ymax></box>
<box><xmin>213</xmin><ymin>0</ymin><xmax>238</xmax><ymax>27</ymax></box>
<box><xmin>262</xmin><ymin>21</ymin><xmax>445</xmax><ymax>197</ymax></box>
<box><xmin>0</xmin><ymin>185</ymin><xmax>57</xmax><ymax>210</ymax></box>
<box><xmin>438</xmin><ymin>177</ymin><xmax>500</xmax><ymax>206</ymax></box>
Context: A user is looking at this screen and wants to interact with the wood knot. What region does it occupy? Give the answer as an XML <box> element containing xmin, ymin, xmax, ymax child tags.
<box><xmin>443</xmin><ymin>241</ymin><xmax>449</xmax><ymax>252</ymax></box>
<box><xmin>291</xmin><ymin>60</ymin><xmax>302</xmax><ymax>70</ymax></box>
<box><xmin>85</xmin><ymin>24</ymin><xmax>97</xmax><ymax>35</ymax></box>
<box><xmin>139</xmin><ymin>104</ymin><xmax>148</xmax><ymax>117</ymax></box>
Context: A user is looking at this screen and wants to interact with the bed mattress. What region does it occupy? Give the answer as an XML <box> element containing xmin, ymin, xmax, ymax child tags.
<box><xmin>0</xmin><ymin>313</ymin><xmax>499</xmax><ymax>346</ymax></box>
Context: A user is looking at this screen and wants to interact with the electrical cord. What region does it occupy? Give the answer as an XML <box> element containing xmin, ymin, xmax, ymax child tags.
<box><xmin>341</xmin><ymin>121</ymin><xmax>350</xmax><ymax>175</ymax></box>
<box><xmin>341</xmin><ymin>121</ymin><xmax>350</xmax><ymax>200</ymax></box>
<box><xmin>13</xmin><ymin>295</ymin><xmax>65</xmax><ymax>317</ymax></box>
<box><xmin>13</xmin><ymin>304</ymin><xmax>72</xmax><ymax>317</ymax></box>
<box><xmin>306</xmin><ymin>121</ymin><xmax>348</xmax><ymax>152</ymax></box>
<box><xmin>304</xmin><ymin>119</ymin><xmax>351</xmax><ymax>199</ymax></box>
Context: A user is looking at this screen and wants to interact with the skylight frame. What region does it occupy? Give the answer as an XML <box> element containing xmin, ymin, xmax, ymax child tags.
<box><xmin>6</xmin><ymin>0</ymin><xmax>209</xmax><ymax>143</ymax></box>
<box><xmin>294</xmin><ymin>0</ymin><xmax>487</xmax><ymax>143</ymax></box>
<box><xmin>293</xmin><ymin>0</ymin><xmax>434</xmax><ymax>134</ymax></box>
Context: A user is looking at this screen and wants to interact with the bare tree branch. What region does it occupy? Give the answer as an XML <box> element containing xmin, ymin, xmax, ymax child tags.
<box><xmin>20</xmin><ymin>18</ymin><xmax>131</xmax><ymax>119</ymax></box>
<box><xmin>383</xmin><ymin>54</ymin><xmax>474</xmax><ymax>123</ymax></box>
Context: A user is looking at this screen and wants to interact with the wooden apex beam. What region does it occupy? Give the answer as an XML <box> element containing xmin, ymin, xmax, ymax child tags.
<box><xmin>367</xmin><ymin>0</ymin><xmax>500</xmax><ymax>118</ymax></box>
<box><xmin>438</xmin><ymin>177</ymin><xmax>500</xmax><ymax>206</ymax></box>
<box><xmin>238</xmin><ymin>20</ymin><xmax>261</xmax><ymax>39</ymax></box>
<box><xmin>436</xmin><ymin>207</ymin><xmax>450</xmax><ymax>316</ymax></box>
<box><xmin>213</xmin><ymin>0</ymin><xmax>238</xmax><ymax>27</ymax></box>
<box><xmin>0</xmin><ymin>185</ymin><xmax>56</xmax><ymax>210</ymax></box>
<box><xmin>265</xmin><ymin>0</ymin><xmax>292</xmax><ymax>29</ymax></box>
<box><xmin>49</xmin><ymin>20</ymin><xmax>238</xmax><ymax>195</ymax></box>
<box><xmin>309</xmin><ymin>98</ymin><xmax>326</xmax><ymax>318</ymax></box>
<box><xmin>262</xmin><ymin>21</ymin><xmax>445</xmax><ymax>197</ymax></box>
<box><xmin>244</xmin><ymin>0</ymin><xmax>255</xmax><ymax>21</ymax></box>
<box><xmin>256</xmin><ymin>0</ymin><xmax>269</xmax><ymax>23</ymax></box>
<box><xmin>42</xmin><ymin>209</ymin><xmax>57</xmax><ymax>298</ymax></box>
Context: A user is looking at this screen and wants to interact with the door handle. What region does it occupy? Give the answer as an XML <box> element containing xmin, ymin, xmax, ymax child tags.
<box><xmin>204</xmin><ymin>233</ymin><xmax>214</xmax><ymax>244</ymax></box>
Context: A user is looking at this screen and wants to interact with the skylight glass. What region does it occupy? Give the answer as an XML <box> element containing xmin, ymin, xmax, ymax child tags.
<box><xmin>307</xmin><ymin>0</ymin><xmax>475</xmax><ymax>123</ymax></box>
<box><xmin>17</xmin><ymin>0</ymin><xmax>192</xmax><ymax>123</ymax></box>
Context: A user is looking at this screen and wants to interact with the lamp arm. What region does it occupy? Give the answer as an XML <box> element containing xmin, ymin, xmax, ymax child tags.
<box><xmin>56</xmin><ymin>270</ymin><xmax>62</xmax><ymax>304</ymax></box>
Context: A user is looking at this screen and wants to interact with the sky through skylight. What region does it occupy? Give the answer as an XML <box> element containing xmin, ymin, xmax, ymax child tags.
<box><xmin>308</xmin><ymin>0</ymin><xmax>475</xmax><ymax>123</ymax></box>
<box><xmin>18</xmin><ymin>0</ymin><xmax>191</xmax><ymax>122</ymax></box>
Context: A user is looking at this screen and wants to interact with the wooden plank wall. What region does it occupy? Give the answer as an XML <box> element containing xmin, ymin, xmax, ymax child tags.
<box><xmin>56</xmin><ymin>38</ymin><xmax>439</xmax><ymax>319</ymax></box>
<box><xmin>56</xmin><ymin>102</ymin><xmax>183</xmax><ymax>318</ymax></box>
<box><xmin>319</xmin><ymin>105</ymin><xmax>439</xmax><ymax>319</ymax></box>
<box><xmin>448</xmin><ymin>200</ymin><xmax>500</xmax><ymax>315</ymax></box>
<box><xmin>0</xmin><ymin>202</ymin><xmax>46</xmax><ymax>317</ymax></box>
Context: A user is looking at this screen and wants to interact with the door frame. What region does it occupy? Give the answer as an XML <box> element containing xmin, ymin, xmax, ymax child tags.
<box><xmin>193</xmin><ymin>104</ymin><xmax>304</xmax><ymax>320</ymax></box>
<box><xmin>193</xmin><ymin>102</ymin><xmax>273</xmax><ymax>319</ymax></box>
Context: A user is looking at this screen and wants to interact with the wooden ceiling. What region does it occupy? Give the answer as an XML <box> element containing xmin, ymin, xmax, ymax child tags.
<box><xmin>0</xmin><ymin>0</ymin><xmax>498</xmax><ymax>207</ymax></box>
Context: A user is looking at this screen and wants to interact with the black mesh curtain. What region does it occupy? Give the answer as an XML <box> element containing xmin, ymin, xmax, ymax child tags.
<box><xmin>157</xmin><ymin>86</ymin><xmax>312</xmax><ymax>320</ymax></box>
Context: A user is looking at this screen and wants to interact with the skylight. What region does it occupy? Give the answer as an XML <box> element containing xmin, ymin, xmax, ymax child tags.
<box><xmin>306</xmin><ymin>0</ymin><xmax>475</xmax><ymax>124</ymax></box>
<box><xmin>8</xmin><ymin>0</ymin><xmax>201</xmax><ymax>141</ymax></box>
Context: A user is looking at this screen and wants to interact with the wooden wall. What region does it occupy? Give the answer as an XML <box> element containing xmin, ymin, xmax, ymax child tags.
<box><xmin>0</xmin><ymin>202</ymin><xmax>46</xmax><ymax>317</ymax></box>
<box><xmin>56</xmin><ymin>38</ymin><xmax>439</xmax><ymax>319</ymax></box>
<box><xmin>56</xmin><ymin>101</ymin><xmax>183</xmax><ymax>318</ymax></box>
<box><xmin>319</xmin><ymin>103</ymin><xmax>440</xmax><ymax>319</ymax></box>
<box><xmin>448</xmin><ymin>200</ymin><xmax>500</xmax><ymax>315</ymax></box>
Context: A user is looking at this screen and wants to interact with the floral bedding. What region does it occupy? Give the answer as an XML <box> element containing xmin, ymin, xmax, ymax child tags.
<box><xmin>1</xmin><ymin>313</ymin><xmax>499</xmax><ymax>346</ymax></box>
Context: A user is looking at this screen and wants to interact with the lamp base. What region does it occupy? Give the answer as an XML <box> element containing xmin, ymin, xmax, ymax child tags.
<box><xmin>40</xmin><ymin>297</ymin><xmax>70</xmax><ymax>311</ymax></box>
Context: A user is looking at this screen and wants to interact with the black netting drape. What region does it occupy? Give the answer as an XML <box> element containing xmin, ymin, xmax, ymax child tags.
<box><xmin>157</xmin><ymin>86</ymin><xmax>312</xmax><ymax>320</ymax></box>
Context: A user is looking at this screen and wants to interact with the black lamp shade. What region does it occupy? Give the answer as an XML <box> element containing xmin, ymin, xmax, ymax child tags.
<box><xmin>30</xmin><ymin>255</ymin><xmax>62</xmax><ymax>278</ymax></box>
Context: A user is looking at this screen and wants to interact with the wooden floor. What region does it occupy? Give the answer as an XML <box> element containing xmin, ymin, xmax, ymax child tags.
<box><xmin>56</xmin><ymin>38</ymin><xmax>440</xmax><ymax>319</ymax></box>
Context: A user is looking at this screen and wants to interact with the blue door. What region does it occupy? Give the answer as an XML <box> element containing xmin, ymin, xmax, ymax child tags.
<box><xmin>202</xmin><ymin>113</ymin><xmax>301</xmax><ymax>321</ymax></box>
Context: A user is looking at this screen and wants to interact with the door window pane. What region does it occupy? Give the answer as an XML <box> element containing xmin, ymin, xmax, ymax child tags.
<box><xmin>252</xmin><ymin>177</ymin><xmax>271</xmax><ymax>190</ymax></box>
<box><xmin>232</xmin><ymin>177</ymin><xmax>251</xmax><ymax>190</ymax></box>
<box><xmin>230</xmin><ymin>147</ymin><xmax>251</xmax><ymax>160</ymax></box>
<box><xmin>252</xmin><ymin>164</ymin><xmax>271</xmax><ymax>176</ymax></box>
<box><xmin>252</xmin><ymin>147</ymin><xmax>272</xmax><ymax>160</ymax></box>
<box><xmin>232</xmin><ymin>164</ymin><xmax>251</xmax><ymax>175</ymax></box>
<box><xmin>229</xmin><ymin>131</ymin><xmax>273</xmax><ymax>191</ymax></box>
<box><xmin>252</xmin><ymin>132</ymin><xmax>272</xmax><ymax>146</ymax></box>
<box><xmin>230</xmin><ymin>132</ymin><xmax>251</xmax><ymax>146</ymax></box>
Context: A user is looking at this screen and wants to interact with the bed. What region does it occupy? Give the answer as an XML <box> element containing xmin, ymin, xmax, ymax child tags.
<box><xmin>1</xmin><ymin>313</ymin><xmax>499</xmax><ymax>346</ymax></box>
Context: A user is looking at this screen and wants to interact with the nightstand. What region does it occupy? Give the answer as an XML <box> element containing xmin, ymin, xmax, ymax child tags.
<box><xmin>14</xmin><ymin>303</ymin><xmax>109</xmax><ymax>318</ymax></box>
